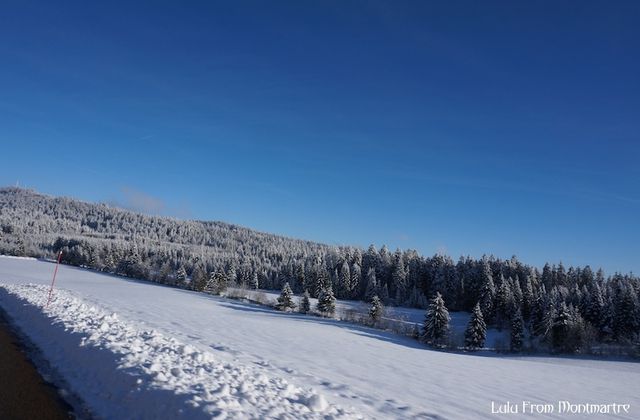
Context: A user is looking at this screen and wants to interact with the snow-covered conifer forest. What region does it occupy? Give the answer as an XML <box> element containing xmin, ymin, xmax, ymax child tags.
<box><xmin>1</xmin><ymin>187</ymin><xmax>639</xmax><ymax>355</ymax></box>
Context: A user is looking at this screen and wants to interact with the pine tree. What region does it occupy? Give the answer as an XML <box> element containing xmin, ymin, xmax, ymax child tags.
<box><xmin>510</xmin><ymin>309</ymin><xmax>524</xmax><ymax>352</ymax></box>
<box><xmin>522</xmin><ymin>275</ymin><xmax>534</xmax><ymax>321</ymax></box>
<box><xmin>614</xmin><ymin>286</ymin><xmax>639</xmax><ymax>340</ymax></box>
<box><xmin>421</xmin><ymin>292</ymin><xmax>450</xmax><ymax>347</ymax></box>
<box><xmin>349</xmin><ymin>262</ymin><xmax>361</xmax><ymax>299</ymax></box>
<box><xmin>364</xmin><ymin>267</ymin><xmax>378</xmax><ymax>302</ymax></box>
<box><xmin>369</xmin><ymin>295</ymin><xmax>384</xmax><ymax>324</ymax></box>
<box><xmin>299</xmin><ymin>290</ymin><xmax>311</xmax><ymax>314</ymax></box>
<box><xmin>294</xmin><ymin>262</ymin><xmax>305</xmax><ymax>293</ymax></box>
<box><xmin>204</xmin><ymin>270</ymin><xmax>227</xmax><ymax>295</ymax></box>
<box><xmin>464</xmin><ymin>303</ymin><xmax>486</xmax><ymax>350</ymax></box>
<box><xmin>585</xmin><ymin>283</ymin><xmax>604</xmax><ymax>327</ymax></box>
<box><xmin>176</xmin><ymin>265</ymin><xmax>188</xmax><ymax>286</ymax></box>
<box><xmin>314</xmin><ymin>266</ymin><xmax>329</xmax><ymax>299</ymax></box>
<box><xmin>316</xmin><ymin>283</ymin><xmax>336</xmax><ymax>316</ymax></box>
<box><xmin>192</xmin><ymin>264</ymin><xmax>207</xmax><ymax>291</ymax></box>
<box><xmin>276</xmin><ymin>282</ymin><xmax>296</xmax><ymax>311</ymax></box>
<box><xmin>226</xmin><ymin>263</ymin><xmax>237</xmax><ymax>287</ymax></box>
<box><xmin>338</xmin><ymin>261</ymin><xmax>351</xmax><ymax>299</ymax></box>
<box><xmin>251</xmin><ymin>271</ymin><xmax>259</xmax><ymax>289</ymax></box>
<box><xmin>495</xmin><ymin>276</ymin><xmax>515</xmax><ymax>328</ymax></box>
<box><xmin>479</xmin><ymin>272</ymin><xmax>495</xmax><ymax>322</ymax></box>
<box><xmin>531</xmin><ymin>293</ymin><xmax>547</xmax><ymax>337</ymax></box>
<box><xmin>391</xmin><ymin>251</ymin><xmax>407</xmax><ymax>303</ymax></box>
<box><xmin>550</xmin><ymin>303</ymin><xmax>571</xmax><ymax>352</ymax></box>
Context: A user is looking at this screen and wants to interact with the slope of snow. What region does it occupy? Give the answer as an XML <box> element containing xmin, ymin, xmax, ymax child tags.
<box><xmin>1</xmin><ymin>257</ymin><xmax>639</xmax><ymax>419</ymax></box>
<box><xmin>0</xmin><ymin>283</ymin><xmax>360</xmax><ymax>419</ymax></box>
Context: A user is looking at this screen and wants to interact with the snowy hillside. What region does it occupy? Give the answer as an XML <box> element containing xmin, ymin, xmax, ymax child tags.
<box><xmin>1</xmin><ymin>257</ymin><xmax>639</xmax><ymax>419</ymax></box>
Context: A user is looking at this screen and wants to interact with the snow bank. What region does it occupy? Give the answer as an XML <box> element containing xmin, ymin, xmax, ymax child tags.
<box><xmin>0</xmin><ymin>254</ymin><xmax>37</xmax><ymax>261</ymax></box>
<box><xmin>0</xmin><ymin>283</ymin><xmax>362</xmax><ymax>420</ymax></box>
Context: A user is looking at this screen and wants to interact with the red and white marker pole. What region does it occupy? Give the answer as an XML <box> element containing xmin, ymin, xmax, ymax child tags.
<box><xmin>45</xmin><ymin>250</ymin><xmax>63</xmax><ymax>308</ymax></box>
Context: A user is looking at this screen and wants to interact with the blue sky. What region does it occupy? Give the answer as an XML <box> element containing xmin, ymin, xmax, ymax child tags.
<box><xmin>1</xmin><ymin>1</ymin><xmax>638</xmax><ymax>274</ymax></box>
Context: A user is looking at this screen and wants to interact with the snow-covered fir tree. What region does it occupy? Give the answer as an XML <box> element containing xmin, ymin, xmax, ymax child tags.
<box><xmin>316</xmin><ymin>284</ymin><xmax>336</xmax><ymax>316</ymax></box>
<box><xmin>510</xmin><ymin>309</ymin><xmax>524</xmax><ymax>352</ymax></box>
<box><xmin>479</xmin><ymin>268</ymin><xmax>495</xmax><ymax>322</ymax></box>
<box><xmin>338</xmin><ymin>260</ymin><xmax>351</xmax><ymax>299</ymax></box>
<box><xmin>421</xmin><ymin>292</ymin><xmax>450</xmax><ymax>347</ymax></box>
<box><xmin>204</xmin><ymin>270</ymin><xmax>227</xmax><ymax>295</ymax></box>
<box><xmin>276</xmin><ymin>282</ymin><xmax>296</xmax><ymax>312</ymax></box>
<box><xmin>299</xmin><ymin>290</ymin><xmax>311</xmax><ymax>314</ymax></box>
<box><xmin>464</xmin><ymin>303</ymin><xmax>486</xmax><ymax>351</ymax></box>
<box><xmin>364</xmin><ymin>268</ymin><xmax>378</xmax><ymax>302</ymax></box>
<box><xmin>369</xmin><ymin>295</ymin><xmax>384</xmax><ymax>324</ymax></box>
<box><xmin>176</xmin><ymin>266</ymin><xmax>188</xmax><ymax>286</ymax></box>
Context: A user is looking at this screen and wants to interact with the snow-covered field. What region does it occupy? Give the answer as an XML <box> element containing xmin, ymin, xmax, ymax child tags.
<box><xmin>229</xmin><ymin>287</ymin><xmax>508</xmax><ymax>348</ymax></box>
<box><xmin>1</xmin><ymin>257</ymin><xmax>639</xmax><ymax>419</ymax></box>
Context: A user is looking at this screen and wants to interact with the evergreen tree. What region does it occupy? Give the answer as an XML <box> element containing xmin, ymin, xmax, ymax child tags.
<box><xmin>391</xmin><ymin>251</ymin><xmax>407</xmax><ymax>302</ymax></box>
<box><xmin>369</xmin><ymin>295</ymin><xmax>384</xmax><ymax>324</ymax></box>
<box><xmin>314</xmin><ymin>265</ymin><xmax>330</xmax><ymax>299</ymax></box>
<box><xmin>550</xmin><ymin>303</ymin><xmax>571</xmax><ymax>352</ymax></box>
<box><xmin>364</xmin><ymin>267</ymin><xmax>378</xmax><ymax>302</ymax></box>
<box><xmin>464</xmin><ymin>303</ymin><xmax>486</xmax><ymax>350</ymax></box>
<box><xmin>522</xmin><ymin>275</ymin><xmax>534</xmax><ymax>321</ymax></box>
<box><xmin>299</xmin><ymin>290</ymin><xmax>311</xmax><ymax>314</ymax></box>
<box><xmin>495</xmin><ymin>276</ymin><xmax>514</xmax><ymax>328</ymax></box>
<box><xmin>349</xmin><ymin>262</ymin><xmax>361</xmax><ymax>299</ymax></box>
<box><xmin>251</xmin><ymin>271</ymin><xmax>259</xmax><ymax>289</ymax></box>
<box><xmin>204</xmin><ymin>270</ymin><xmax>227</xmax><ymax>295</ymax></box>
<box><xmin>531</xmin><ymin>291</ymin><xmax>550</xmax><ymax>337</ymax></box>
<box><xmin>614</xmin><ymin>286</ymin><xmax>639</xmax><ymax>340</ymax></box>
<box><xmin>479</xmin><ymin>272</ymin><xmax>495</xmax><ymax>322</ymax></box>
<box><xmin>510</xmin><ymin>309</ymin><xmax>524</xmax><ymax>352</ymax></box>
<box><xmin>585</xmin><ymin>283</ymin><xmax>604</xmax><ymax>328</ymax></box>
<box><xmin>294</xmin><ymin>262</ymin><xmax>305</xmax><ymax>293</ymax></box>
<box><xmin>192</xmin><ymin>264</ymin><xmax>207</xmax><ymax>291</ymax></box>
<box><xmin>157</xmin><ymin>262</ymin><xmax>172</xmax><ymax>283</ymax></box>
<box><xmin>316</xmin><ymin>284</ymin><xmax>336</xmax><ymax>316</ymax></box>
<box><xmin>176</xmin><ymin>265</ymin><xmax>188</xmax><ymax>285</ymax></box>
<box><xmin>421</xmin><ymin>292</ymin><xmax>450</xmax><ymax>347</ymax></box>
<box><xmin>338</xmin><ymin>260</ymin><xmax>351</xmax><ymax>299</ymax></box>
<box><xmin>226</xmin><ymin>263</ymin><xmax>237</xmax><ymax>287</ymax></box>
<box><xmin>276</xmin><ymin>282</ymin><xmax>296</xmax><ymax>311</ymax></box>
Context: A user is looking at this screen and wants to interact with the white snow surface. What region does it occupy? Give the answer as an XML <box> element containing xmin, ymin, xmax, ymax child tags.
<box><xmin>1</xmin><ymin>257</ymin><xmax>639</xmax><ymax>419</ymax></box>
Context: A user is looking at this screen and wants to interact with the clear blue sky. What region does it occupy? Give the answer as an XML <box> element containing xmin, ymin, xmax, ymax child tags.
<box><xmin>1</xmin><ymin>1</ymin><xmax>638</xmax><ymax>274</ymax></box>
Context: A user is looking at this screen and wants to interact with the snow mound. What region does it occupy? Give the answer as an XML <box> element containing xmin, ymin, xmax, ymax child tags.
<box><xmin>0</xmin><ymin>283</ymin><xmax>363</xmax><ymax>419</ymax></box>
<box><xmin>0</xmin><ymin>254</ymin><xmax>37</xmax><ymax>261</ymax></box>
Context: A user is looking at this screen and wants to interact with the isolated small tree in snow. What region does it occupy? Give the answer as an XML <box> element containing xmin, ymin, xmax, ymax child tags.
<box><xmin>316</xmin><ymin>284</ymin><xmax>336</xmax><ymax>316</ymax></box>
<box><xmin>369</xmin><ymin>295</ymin><xmax>384</xmax><ymax>324</ymax></box>
<box><xmin>510</xmin><ymin>309</ymin><xmax>524</xmax><ymax>352</ymax></box>
<box><xmin>421</xmin><ymin>292</ymin><xmax>450</xmax><ymax>347</ymax></box>
<box><xmin>276</xmin><ymin>282</ymin><xmax>296</xmax><ymax>312</ymax></box>
<box><xmin>300</xmin><ymin>290</ymin><xmax>311</xmax><ymax>313</ymax></box>
<box><xmin>464</xmin><ymin>303</ymin><xmax>486</xmax><ymax>351</ymax></box>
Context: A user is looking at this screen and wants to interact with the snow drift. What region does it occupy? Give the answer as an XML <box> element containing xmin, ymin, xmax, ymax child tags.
<box><xmin>0</xmin><ymin>283</ymin><xmax>360</xmax><ymax>419</ymax></box>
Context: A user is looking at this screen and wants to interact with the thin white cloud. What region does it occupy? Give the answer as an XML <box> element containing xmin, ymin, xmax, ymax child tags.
<box><xmin>114</xmin><ymin>186</ymin><xmax>165</xmax><ymax>215</ymax></box>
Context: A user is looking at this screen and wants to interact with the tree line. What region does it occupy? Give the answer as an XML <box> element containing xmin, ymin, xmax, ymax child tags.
<box><xmin>1</xmin><ymin>187</ymin><xmax>638</xmax><ymax>354</ymax></box>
